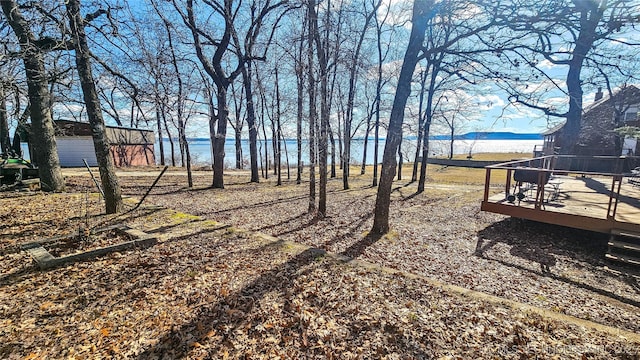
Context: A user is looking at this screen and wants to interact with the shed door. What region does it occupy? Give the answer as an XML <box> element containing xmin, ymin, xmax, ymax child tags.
<box><xmin>56</xmin><ymin>137</ymin><xmax>98</xmax><ymax>167</ymax></box>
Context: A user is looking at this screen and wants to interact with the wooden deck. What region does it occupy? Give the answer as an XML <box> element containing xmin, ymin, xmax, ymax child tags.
<box><xmin>481</xmin><ymin>156</ymin><xmax>640</xmax><ymax>234</ymax></box>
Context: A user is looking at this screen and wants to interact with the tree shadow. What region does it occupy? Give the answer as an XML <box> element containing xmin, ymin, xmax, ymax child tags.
<box><xmin>132</xmin><ymin>205</ymin><xmax>388</xmax><ymax>358</ymax></box>
<box><xmin>157</xmin><ymin>226</ymin><xmax>232</xmax><ymax>247</ymax></box>
<box><xmin>134</xmin><ymin>245</ymin><xmax>326</xmax><ymax>359</ymax></box>
<box><xmin>0</xmin><ymin>221</ymin><xmax>231</xmax><ymax>290</ymax></box>
<box><xmin>475</xmin><ymin>217</ymin><xmax>640</xmax><ymax>306</ymax></box>
<box><xmin>321</xmin><ymin>211</ymin><xmax>375</xmax><ymax>252</ymax></box>
<box><xmin>580</xmin><ymin>177</ymin><xmax>640</xmax><ymax>209</ymax></box>
<box><xmin>256</xmin><ymin>212</ymin><xmax>308</xmax><ymax>233</ymax></box>
<box><xmin>341</xmin><ymin>231</ymin><xmax>383</xmax><ymax>259</ymax></box>
<box><xmin>191</xmin><ymin>192</ymin><xmax>309</xmax><ymax>217</ymax></box>
<box><xmin>475</xmin><ymin>218</ymin><xmax>559</xmax><ymax>273</ymax></box>
<box><xmin>475</xmin><ymin>217</ymin><xmax>607</xmax><ymax>267</ymax></box>
<box><xmin>274</xmin><ymin>214</ymin><xmax>321</xmax><ymax>237</ymax></box>
<box><xmin>0</xmin><ymin>207</ymin><xmax>164</xmax><ymax>257</ymax></box>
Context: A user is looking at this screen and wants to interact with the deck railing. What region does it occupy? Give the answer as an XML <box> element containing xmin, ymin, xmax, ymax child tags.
<box><xmin>482</xmin><ymin>155</ymin><xmax>640</xmax><ymax>223</ymax></box>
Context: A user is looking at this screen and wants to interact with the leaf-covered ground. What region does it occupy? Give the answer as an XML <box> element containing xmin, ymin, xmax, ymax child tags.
<box><xmin>1</xmin><ymin>167</ymin><xmax>639</xmax><ymax>359</ymax></box>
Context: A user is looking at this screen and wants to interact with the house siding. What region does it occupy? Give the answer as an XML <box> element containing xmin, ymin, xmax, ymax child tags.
<box><xmin>578</xmin><ymin>85</ymin><xmax>640</xmax><ymax>156</ymax></box>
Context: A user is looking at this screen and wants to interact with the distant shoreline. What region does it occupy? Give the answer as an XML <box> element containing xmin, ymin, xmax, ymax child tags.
<box><xmin>179</xmin><ymin>132</ymin><xmax>543</xmax><ymax>143</ymax></box>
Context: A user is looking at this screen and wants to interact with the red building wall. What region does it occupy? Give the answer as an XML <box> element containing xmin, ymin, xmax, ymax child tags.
<box><xmin>109</xmin><ymin>144</ymin><xmax>155</xmax><ymax>167</ymax></box>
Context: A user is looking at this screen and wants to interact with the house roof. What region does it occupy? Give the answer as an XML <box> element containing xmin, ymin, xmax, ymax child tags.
<box><xmin>582</xmin><ymin>85</ymin><xmax>640</xmax><ymax>114</ymax></box>
<box><xmin>542</xmin><ymin>121</ymin><xmax>566</xmax><ymax>136</ymax></box>
<box><xmin>539</xmin><ymin>85</ymin><xmax>640</xmax><ymax>136</ymax></box>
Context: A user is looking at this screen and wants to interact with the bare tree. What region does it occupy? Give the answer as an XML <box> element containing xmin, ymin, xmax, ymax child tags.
<box><xmin>1</xmin><ymin>0</ymin><xmax>65</xmax><ymax>192</ymax></box>
<box><xmin>229</xmin><ymin>80</ymin><xmax>246</xmax><ymax>169</ymax></box>
<box><xmin>481</xmin><ymin>0</ymin><xmax>640</xmax><ymax>154</ymax></box>
<box><xmin>308</xmin><ymin>0</ymin><xmax>331</xmax><ymax>216</ymax></box>
<box><xmin>174</xmin><ymin>0</ymin><xmax>286</xmax><ymax>188</ymax></box>
<box><xmin>370</xmin><ymin>1</ymin><xmax>392</xmax><ymax>187</ymax></box>
<box><xmin>175</xmin><ymin>0</ymin><xmax>242</xmax><ymax>188</ymax></box>
<box><xmin>163</xmin><ymin>16</ymin><xmax>193</xmax><ymax>187</ymax></box>
<box><xmin>371</xmin><ymin>0</ymin><xmax>432</xmax><ymax>234</ymax></box>
<box><xmin>341</xmin><ymin>0</ymin><xmax>380</xmax><ymax>189</ymax></box>
<box><xmin>307</xmin><ymin>0</ymin><xmax>317</xmax><ymax>212</ymax></box>
<box><xmin>295</xmin><ymin>23</ymin><xmax>306</xmax><ymax>185</ymax></box>
<box><xmin>65</xmin><ymin>0</ymin><xmax>123</xmax><ymax>213</ymax></box>
<box><xmin>275</xmin><ymin>67</ymin><xmax>282</xmax><ymax>185</ymax></box>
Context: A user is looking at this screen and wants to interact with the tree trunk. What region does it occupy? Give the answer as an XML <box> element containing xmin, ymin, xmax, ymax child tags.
<box><xmin>337</xmin><ymin>105</ymin><xmax>343</xmax><ymax>172</ymax></box>
<box><xmin>361</xmin><ymin>114</ymin><xmax>372</xmax><ymax>175</ymax></box>
<box><xmin>271</xmin><ymin>112</ymin><xmax>277</xmax><ymax>176</ymax></box>
<box><xmin>66</xmin><ymin>0</ymin><xmax>122</xmax><ymax>212</ymax></box>
<box><xmin>296</xmin><ymin>67</ymin><xmax>304</xmax><ymax>184</ymax></box>
<box><xmin>559</xmin><ymin>3</ymin><xmax>602</xmax><ymax>154</ymax></box>
<box><xmin>449</xmin><ymin>125</ymin><xmax>454</xmax><ymax>159</ymax></box>
<box><xmin>1</xmin><ymin>0</ymin><xmax>65</xmax><ymax>192</ymax></box>
<box><xmin>296</xmin><ymin>63</ymin><xmax>304</xmax><ymax>184</ymax></box>
<box><xmin>417</xmin><ymin>74</ymin><xmax>437</xmax><ymax>193</ymax></box>
<box><xmin>155</xmin><ymin>97</ymin><xmax>165</xmax><ymax>166</ymax></box>
<box><xmin>275</xmin><ymin>67</ymin><xmax>282</xmax><ymax>186</ymax></box>
<box><xmin>373</xmin><ymin>101</ymin><xmax>380</xmax><ymax>187</ymax></box>
<box><xmin>213</xmin><ymin>86</ymin><xmax>229</xmax><ymax>188</ymax></box>
<box><xmin>412</xmin><ymin>71</ymin><xmax>428</xmax><ymax>183</ymax></box>
<box><xmin>162</xmin><ymin>108</ymin><xmax>176</xmax><ymax>167</ymax></box>
<box><xmin>239</xmin><ymin>62</ymin><xmax>259</xmax><ymax>181</ymax></box>
<box><xmin>329</xmin><ymin>120</ymin><xmax>336</xmax><ymax>179</ymax></box>
<box><xmin>0</xmin><ymin>82</ymin><xmax>10</xmax><ymax>154</ymax></box>
<box><xmin>397</xmin><ymin>142</ymin><xmax>403</xmax><ymax>181</ymax></box>
<box><xmin>344</xmin><ymin>1</ymin><xmax>378</xmax><ymax>186</ymax></box>
<box><xmin>309</xmin><ymin>0</ymin><xmax>329</xmax><ymax>217</ymax></box>
<box><xmin>260</xmin><ymin>92</ymin><xmax>269</xmax><ymax>180</ymax></box>
<box><xmin>307</xmin><ymin>0</ymin><xmax>317</xmax><ymax>213</ymax></box>
<box><xmin>371</xmin><ymin>0</ymin><xmax>431</xmax><ymax>234</ymax></box>
<box><xmin>235</xmin><ymin>125</ymin><xmax>243</xmax><ymax>169</ymax></box>
<box><xmin>417</xmin><ymin>124</ymin><xmax>431</xmax><ymax>193</ymax></box>
<box><xmin>283</xmin><ymin>133</ymin><xmax>290</xmax><ymax>180</ymax></box>
<box><xmin>342</xmin><ymin>104</ymin><xmax>350</xmax><ymax>188</ymax></box>
<box><xmin>372</xmin><ymin>13</ymin><xmax>384</xmax><ymax>187</ymax></box>
<box><xmin>206</xmin><ymin>86</ymin><xmax>216</xmax><ymax>171</ymax></box>
<box><xmin>164</xmin><ymin>18</ymin><xmax>192</xmax><ymax>188</ymax></box>
<box><xmin>231</xmin><ymin>82</ymin><xmax>243</xmax><ymax>169</ymax></box>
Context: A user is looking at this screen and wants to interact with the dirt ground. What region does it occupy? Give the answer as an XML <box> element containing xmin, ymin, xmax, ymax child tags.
<box><xmin>1</xmin><ymin>165</ymin><xmax>639</xmax><ymax>359</ymax></box>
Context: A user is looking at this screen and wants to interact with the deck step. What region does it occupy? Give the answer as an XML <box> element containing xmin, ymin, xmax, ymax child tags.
<box><xmin>605</xmin><ymin>253</ymin><xmax>640</xmax><ymax>266</ymax></box>
<box><xmin>603</xmin><ymin>265</ymin><xmax>640</xmax><ymax>280</ymax></box>
<box><xmin>608</xmin><ymin>239</ymin><xmax>640</xmax><ymax>252</ymax></box>
<box><xmin>610</xmin><ymin>229</ymin><xmax>640</xmax><ymax>240</ymax></box>
<box><xmin>607</xmin><ymin>229</ymin><xmax>640</xmax><ymax>270</ymax></box>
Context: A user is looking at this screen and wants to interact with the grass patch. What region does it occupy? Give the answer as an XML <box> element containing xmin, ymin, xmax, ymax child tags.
<box><xmin>170</xmin><ymin>211</ymin><xmax>201</xmax><ymax>222</ymax></box>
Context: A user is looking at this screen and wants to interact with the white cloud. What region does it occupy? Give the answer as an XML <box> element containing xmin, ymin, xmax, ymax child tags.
<box><xmin>472</xmin><ymin>94</ymin><xmax>506</xmax><ymax>110</ymax></box>
<box><xmin>537</xmin><ymin>59</ymin><xmax>557</xmax><ymax>70</ymax></box>
<box><xmin>378</xmin><ymin>0</ymin><xmax>412</xmax><ymax>28</ymax></box>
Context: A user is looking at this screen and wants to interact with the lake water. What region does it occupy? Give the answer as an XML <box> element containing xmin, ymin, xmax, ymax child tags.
<box><xmin>156</xmin><ymin>138</ymin><xmax>543</xmax><ymax>167</ymax></box>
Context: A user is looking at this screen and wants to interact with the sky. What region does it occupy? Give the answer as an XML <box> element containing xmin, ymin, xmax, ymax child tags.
<box><xmin>15</xmin><ymin>0</ymin><xmax>640</xmax><ymax>140</ymax></box>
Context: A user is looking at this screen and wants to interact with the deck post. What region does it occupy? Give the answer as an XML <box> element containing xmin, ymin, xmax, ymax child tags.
<box><xmin>484</xmin><ymin>168</ymin><xmax>492</xmax><ymax>202</ymax></box>
<box><xmin>607</xmin><ymin>175</ymin><xmax>622</xmax><ymax>220</ymax></box>
<box><xmin>534</xmin><ymin>170</ymin><xmax>545</xmax><ymax>210</ymax></box>
<box><xmin>505</xmin><ymin>168</ymin><xmax>512</xmax><ymax>199</ymax></box>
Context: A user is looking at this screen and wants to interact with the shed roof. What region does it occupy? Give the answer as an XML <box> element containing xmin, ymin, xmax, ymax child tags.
<box><xmin>51</xmin><ymin>120</ymin><xmax>155</xmax><ymax>144</ymax></box>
